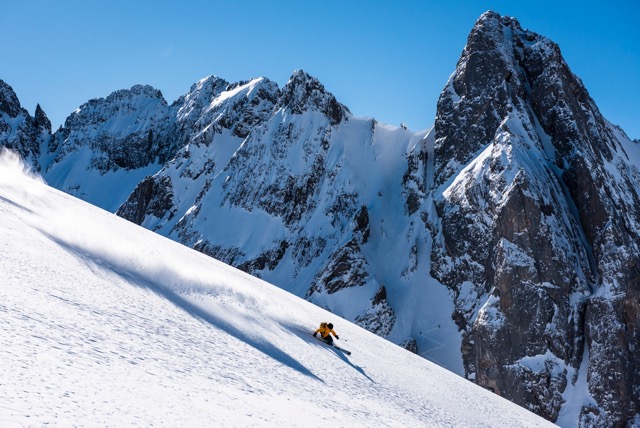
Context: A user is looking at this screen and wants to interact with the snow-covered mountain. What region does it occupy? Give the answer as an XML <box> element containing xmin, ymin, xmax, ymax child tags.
<box><xmin>0</xmin><ymin>150</ymin><xmax>554</xmax><ymax>427</ymax></box>
<box><xmin>0</xmin><ymin>80</ymin><xmax>51</xmax><ymax>166</ymax></box>
<box><xmin>430</xmin><ymin>12</ymin><xmax>640</xmax><ymax>427</ymax></box>
<box><xmin>2</xmin><ymin>10</ymin><xmax>640</xmax><ymax>427</ymax></box>
<box><xmin>2</xmin><ymin>68</ymin><xmax>460</xmax><ymax>369</ymax></box>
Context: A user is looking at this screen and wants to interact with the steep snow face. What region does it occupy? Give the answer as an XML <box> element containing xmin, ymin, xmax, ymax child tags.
<box><xmin>0</xmin><ymin>150</ymin><xmax>555</xmax><ymax>427</ymax></box>
<box><xmin>431</xmin><ymin>11</ymin><xmax>640</xmax><ymax>425</ymax></box>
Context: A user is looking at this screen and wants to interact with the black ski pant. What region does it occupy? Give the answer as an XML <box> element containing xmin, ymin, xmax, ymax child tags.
<box><xmin>322</xmin><ymin>335</ymin><xmax>334</xmax><ymax>345</ymax></box>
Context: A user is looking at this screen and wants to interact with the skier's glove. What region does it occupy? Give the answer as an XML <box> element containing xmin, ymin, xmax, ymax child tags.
<box><xmin>313</xmin><ymin>332</ymin><xmax>317</xmax><ymax>337</ymax></box>
<box><xmin>335</xmin><ymin>336</ymin><xmax>339</xmax><ymax>340</ymax></box>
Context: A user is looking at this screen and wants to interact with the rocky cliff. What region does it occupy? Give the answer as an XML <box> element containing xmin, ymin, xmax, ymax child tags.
<box><xmin>0</xmin><ymin>80</ymin><xmax>51</xmax><ymax>167</ymax></box>
<box><xmin>430</xmin><ymin>11</ymin><xmax>640</xmax><ymax>426</ymax></box>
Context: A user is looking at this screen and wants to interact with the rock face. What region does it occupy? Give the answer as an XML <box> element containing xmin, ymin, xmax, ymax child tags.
<box><xmin>0</xmin><ymin>80</ymin><xmax>51</xmax><ymax>167</ymax></box>
<box><xmin>116</xmin><ymin>175</ymin><xmax>175</xmax><ymax>227</ymax></box>
<box><xmin>2</xmin><ymin>12</ymin><xmax>640</xmax><ymax>426</ymax></box>
<box><xmin>430</xmin><ymin>11</ymin><xmax>640</xmax><ymax>426</ymax></box>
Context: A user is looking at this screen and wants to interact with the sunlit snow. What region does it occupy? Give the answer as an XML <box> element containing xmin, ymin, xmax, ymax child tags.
<box><xmin>0</xmin><ymin>149</ymin><xmax>553</xmax><ymax>426</ymax></box>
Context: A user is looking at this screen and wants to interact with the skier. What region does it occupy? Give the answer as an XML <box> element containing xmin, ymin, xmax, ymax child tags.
<box><xmin>313</xmin><ymin>322</ymin><xmax>339</xmax><ymax>345</ymax></box>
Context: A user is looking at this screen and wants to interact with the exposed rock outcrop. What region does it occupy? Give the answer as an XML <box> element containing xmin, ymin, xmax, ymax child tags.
<box><xmin>0</xmin><ymin>80</ymin><xmax>51</xmax><ymax>166</ymax></box>
<box><xmin>430</xmin><ymin>11</ymin><xmax>640</xmax><ymax>425</ymax></box>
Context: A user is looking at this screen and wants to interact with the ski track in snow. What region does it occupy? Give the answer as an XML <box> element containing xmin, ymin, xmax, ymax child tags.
<box><xmin>0</xmin><ymin>153</ymin><xmax>554</xmax><ymax>427</ymax></box>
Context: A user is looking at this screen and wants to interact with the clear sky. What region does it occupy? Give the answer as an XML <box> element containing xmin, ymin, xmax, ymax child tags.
<box><xmin>2</xmin><ymin>0</ymin><xmax>638</xmax><ymax>139</ymax></box>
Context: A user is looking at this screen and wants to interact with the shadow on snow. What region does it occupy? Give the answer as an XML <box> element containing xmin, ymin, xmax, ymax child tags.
<box><xmin>288</xmin><ymin>325</ymin><xmax>375</xmax><ymax>383</ymax></box>
<box><xmin>44</xmin><ymin>233</ymin><xmax>323</xmax><ymax>383</ymax></box>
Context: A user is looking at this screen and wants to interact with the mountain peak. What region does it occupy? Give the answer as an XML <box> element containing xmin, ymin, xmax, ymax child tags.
<box><xmin>474</xmin><ymin>10</ymin><xmax>505</xmax><ymax>30</ymax></box>
<box><xmin>463</xmin><ymin>11</ymin><xmax>548</xmax><ymax>67</ymax></box>
<box><xmin>278</xmin><ymin>69</ymin><xmax>348</xmax><ymax>125</ymax></box>
<box><xmin>34</xmin><ymin>104</ymin><xmax>51</xmax><ymax>133</ymax></box>
<box><xmin>434</xmin><ymin>10</ymin><xmax>558</xmax><ymax>185</ymax></box>
<box><xmin>472</xmin><ymin>11</ymin><xmax>527</xmax><ymax>37</ymax></box>
<box><xmin>188</xmin><ymin>75</ymin><xmax>229</xmax><ymax>96</ymax></box>
<box><xmin>174</xmin><ymin>75</ymin><xmax>230</xmax><ymax>120</ymax></box>
<box><xmin>432</xmin><ymin>11</ymin><xmax>640</xmax><ymax>425</ymax></box>
<box><xmin>106</xmin><ymin>84</ymin><xmax>166</xmax><ymax>104</ymax></box>
<box><xmin>0</xmin><ymin>79</ymin><xmax>22</xmax><ymax>118</ymax></box>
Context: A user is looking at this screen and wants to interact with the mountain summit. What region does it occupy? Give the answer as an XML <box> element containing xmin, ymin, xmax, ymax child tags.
<box><xmin>432</xmin><ymin>11</ymin><xmax>640</xmax><ymax>426</ymax></box>
<box><xmin>2</xmin><ymin>11</ymin><xmax>639</xmax><ymax>427</ymax></box>
<box><xmin>278</xmin><ymin>69</ymin><xmax>348</xmax><ymax>125</ymax></box>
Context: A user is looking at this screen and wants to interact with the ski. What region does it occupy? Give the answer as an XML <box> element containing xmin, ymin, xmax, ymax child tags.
<box><xmin>308</xmin><ymin>333</ymin><xmax>351</xmax><ymax>355</ymax></box>
<box><xmin>332</xmin><ymin>344</ymin><xmax>351</xmax><ymax>355</ymax></box>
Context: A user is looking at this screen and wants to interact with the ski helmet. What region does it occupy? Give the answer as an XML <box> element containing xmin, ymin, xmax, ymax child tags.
<box><xmin>327</xmin><ymin>323</ymin><xmax>333</xmax><ymax>329</ymax></box>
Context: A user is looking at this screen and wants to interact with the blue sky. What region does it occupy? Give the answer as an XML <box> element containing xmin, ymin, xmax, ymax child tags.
<box><xmin>2</xmin><ymin>0</ymin><xmax>638</xmax><ymax>138</ymax></box>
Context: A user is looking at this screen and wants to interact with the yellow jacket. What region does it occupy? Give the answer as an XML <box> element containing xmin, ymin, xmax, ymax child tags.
<box><xmin>314</xmin><ymin>324</ymin><xmax>338</xmax><ymax>339</ymax></box>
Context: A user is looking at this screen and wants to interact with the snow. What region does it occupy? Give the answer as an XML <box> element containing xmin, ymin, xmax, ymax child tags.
<box><xmin>557</xmin><ymin>346</ymin><xmax>597</xmax><ymax>427</ymax></box>
<box><xmin>497</xmin><ymin>238</ymin><xmax>535</xmax><ymax>269</ymax></box>
<box><xmin>210</xmin><ymin>78</ymin><xmax>264</xmax><ymax>110</ymax></box>
<box><xmin>0</xmin><ymin>149</ymin><xmax>553</xmax><ymax>427</ymax></box>
<box><xmin>43</xmin><ymin>144</ymin><xmax>162</xmax><ymax>212</ymax></box>
<box><xmin>516</xmin><ymin>350</ymin><xmax>566</xmax><ymax>376</ymax></box>
<box><xmin>475</xmin><ymin>294</ymin><xmax>504</xmax><ymax>333</ymax></box>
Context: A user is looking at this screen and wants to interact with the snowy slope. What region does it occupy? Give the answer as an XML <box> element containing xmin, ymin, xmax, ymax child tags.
<box><xmin>0</xmin><ymin>150</ymin><xmax>553</xmax><ymax>427</ymax></box>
